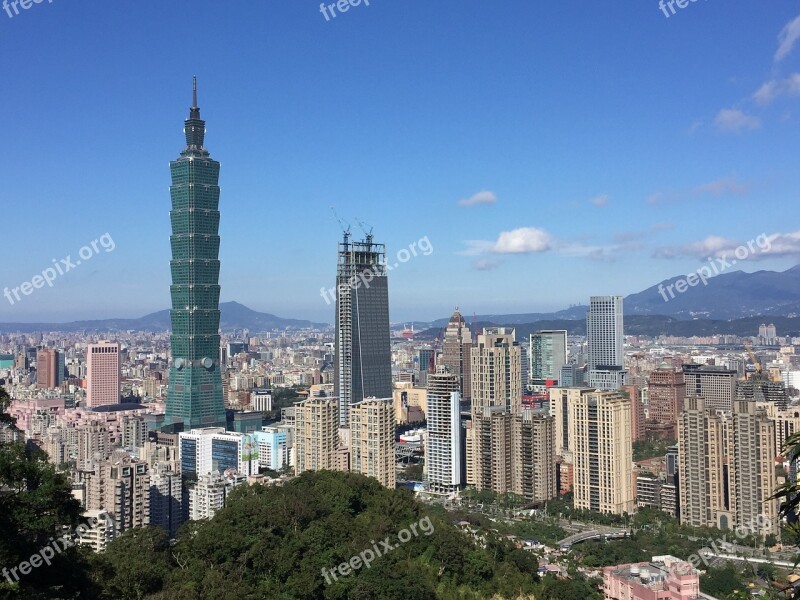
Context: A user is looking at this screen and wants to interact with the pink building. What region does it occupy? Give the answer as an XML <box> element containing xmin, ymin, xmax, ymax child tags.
<box><xmin>604</xmin><ymin>556</ymin><xmax>700</xmax><ymax>600</ymax></box>
<box><xmin>86</xmin><ymin>342</ymin><xmax>120</xmax><ymax>408</ymax></box>
<box><xmin>8</xmin><ymin>398</ymin><xmax>65</xmax><ymax>435</ymax></box>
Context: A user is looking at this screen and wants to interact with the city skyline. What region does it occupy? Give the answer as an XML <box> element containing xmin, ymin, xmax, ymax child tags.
<box><xmin>2</xmin><ymin>2</ymin><xmax>800</xmax><ymax>324</ymax></box>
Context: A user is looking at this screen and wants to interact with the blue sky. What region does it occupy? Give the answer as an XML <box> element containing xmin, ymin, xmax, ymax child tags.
<box><xmin>1</xmin><ymin>0</ymin><xmax>800</xmax><ymax>323</ymax></box>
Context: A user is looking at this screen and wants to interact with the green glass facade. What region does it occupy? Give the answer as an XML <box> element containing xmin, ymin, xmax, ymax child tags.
<box><xmin>165</xmin><ymin>80</ymin><xmax>226</xmax><ymax>429</ymax></box>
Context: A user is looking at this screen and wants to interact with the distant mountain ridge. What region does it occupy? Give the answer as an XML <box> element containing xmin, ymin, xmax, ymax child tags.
<box><xmin>0</xmin><ymin>302</ymin><xmax>328</xmax><ymax>333</ymax></box>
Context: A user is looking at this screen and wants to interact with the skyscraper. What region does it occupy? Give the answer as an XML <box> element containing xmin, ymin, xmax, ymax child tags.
<box><xmin>440</xmin><ymin>308</ymin><xmax>473</xmax><ymax>403</ymax></box>
<box><xmin>587</xmin><ymin>296</ymin><xmax>626</xmax><ymax>390</ymax></box>
<box><xmin>334</xmin><ymin>232</ymin><xmax>391</xmax><ymax>427</ymax></box>
<box><xmin>165</xmin><ymin>78</ymin><xmax>226</xmax><ymax>430</ymax></box>
<box><xmin>86</xmin><ymin>342</ymin><xmax>120</xmax><ymax>408</ymax></box>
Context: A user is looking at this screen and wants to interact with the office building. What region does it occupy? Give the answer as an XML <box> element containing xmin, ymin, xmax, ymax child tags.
<box><xmin>334</xmin><ymin>232</ymin><xmax>392</xmax><ymax>427</ymax></box>
<box><xmin>530</xmin><ymin>330</ymin><xmax>567</xmax><ymax>387</ymax></box>
<box><xmin>165</xmin><ymin>79</ymin><xmax>227</xmax><ymax>430</ymax></box>
<box><xmin>735</xmin><ymin>374</ymin><xmax>788</xmax><ymax>410</ymax></box>
<box><xmin>426</xmin><ymin>368</ymin><xmax>462</xmax><ymax>494</ymax></box>
<box><xmin>569</xmin><ymin>390</ymin><xmax>634</xmax><ymax>515</ymax></box>
<box><xmin>36</xmin><ymin>348</ymin><xmax>58</xmax><ymax>388</ymax></box>
<box><xmin>86</xmin><ymin>342</ymin><xmax>120</xmax><ymax>408</ymax></box>
<box><xmin>350</xmin><ymin>397</ymin><xmax>395</xmax><ymax>488</ymax></box>
<box><xmin>179</xmin><ymin>428</ymin><xmax>259</xmax><ymax>478</ymax></box>
<box><xmin>250</xmin><ymin>389</ymin><xmax>273</xmax><ymax>412</ymax></box>
<box><xmin>440</xmin><ymin>308</ymin><xmax>473</xmax><ymax>403</ymax></box>
<box><xmin>587</xmin><ymin>296</ymin><xmax>627</xmax><ymax>390</ymax></box>
<box><xmin>682</xmin><ymin>364</ymin><xmax>736</xmax><ymax>414</ymax></box>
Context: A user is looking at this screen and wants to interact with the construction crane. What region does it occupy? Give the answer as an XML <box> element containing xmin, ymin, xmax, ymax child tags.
<box><xmin>330</xmin><ymin>207</ymin><xmax>351</xmax><ymax>240</ymax></box>
<box><xmin>744</xmin><ymin>340</ymin><xmax>763</xmax><ymax>375</ymax></box>
<box><xmin>430</xmin><ymin>328</ymin><xmax>444</xmax><ymax>373</ymax></box>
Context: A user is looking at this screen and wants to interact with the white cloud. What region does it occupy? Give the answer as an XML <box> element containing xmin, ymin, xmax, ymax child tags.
<box><xmin>458</xmin><ymin>190</ymin><xmax>497</xmax><ymax>207</ymax></box>
<box><xmin>591</xmin><ymin>194</ymin><xmax>610</xmax><ymax>208</ymax></box>
<box><xmin>694</xmin><ymin>177</ymin><xmax>749</xmax><ymax>197</ymax></box>
<box><xmin>492</xmin><ymin>227</ymin><xmax>552</xmax><ymax>254</ymax></box>
<box><xmin>653</xmin><ymin>232</ymin><xmax>800</xmax><ymax>260</ymax></box>
<box><xmin>776</xmin><ymin>14</ymin><xmax>800</xmax><ymax>62</ymax></box>
<box><xmin>714</xmin><ymin>108</ymin><xmax>760</xmax><ymax>133</ymax></box>
<box><xmin>473</xmin><ymin>258</ymin><xmax>501</xmax><ymax>271</ymax></box>
<box><xmin>753</xmin><ymin>73</ymin><xmax>800</xmax><ymax>106</ymax></box>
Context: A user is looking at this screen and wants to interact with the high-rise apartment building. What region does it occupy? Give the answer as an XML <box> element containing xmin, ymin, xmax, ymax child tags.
<box><xmin>84</xmin><ymin>451</ymin><xmax>150</xmax><ymax>532</ymax></box>
<box><xmin>426</xmin><ymin>368</ymin><xmax>462</xmax><ymax>494</ymax></box>
<box><xmin>569</xmin><ymin>390</ymin><xmax>634</xmax><ymax>515</ymax></box>
<box><xmin>440</xmin><ymin>309</ymin><xmax>473</xmax><ymax>403</ymax></box>
<box><xmin>294</xmin><ymin>395</ymin><xmax>340</xmax><ymax>475</ymax></box>
<box><xmin>647</xmin><ymin>367</ymin><xmax>686</xmax><ymax>433</ymax></box>
<box><xmin>548</xmin><ymin>386</ymin><xmax>597</xmax><ymax>459</ymax></box>
<box><xmin>470</xmin><ymin>328</ymin><xmax>521</xmax><ymax>412</ymax></box>
<box><xmin>165</xmin><ymin>79</ymin><xmax>226</xmax><ymax>430</ymax></box>
<box><xmin>730</xmin><ymin>399</ymin><xmax>779</xmax><ymax>536</ymax></box>
<box><xmin>86</xmin><ymin>342</ymin><xmax>120</xmax><ymax>408</ymax></box>
<box><xmin>682</xmin><ymin>364</ymin><xmax>737</xmax><ymax>414</ymax></box>
<box><xmin>467</xmin><ymin>328</ymin><xmax>521</xmax><ymax>491</ymax></box>
<box><xmin>621</xmin><ymin>384</ymin><xmax>645</xmax><ymax>442</ymax></box>
<box><xmin>678</xmin><ymin>396</ymin><xmax>779</xmax><ymax>535</ymax></box>
<box><xmin>350</xmin><ymin>397</ymin><xmax>395</xmax><ymax>489</ymax></box>
<box><xmin>530</xmin><ymin>330</ymin><xmax>567</xmax><ymax>386</ymax></box>
<box><xmin>334</xmin><ymin>233</ymin><xmax>391</xmax><ymax>427</ymax></box>
<box><xmin>511</xmin><ymin>410</ymin><xmax>556</xmax><ymax>503</ymax></box>
<box><xmin>678</xmin><ymin>396</ymin><xmax>731</xmax><ymax>530</ymax></box>
<box><xmin>149</xmin><ymin>463</ymin><xmax>184</xmax><ymax>539</ymax></box>
<box><xmin>587</xmin><ymin>296</ymin><xmax>627</xmax><ymax>390</ymax></box>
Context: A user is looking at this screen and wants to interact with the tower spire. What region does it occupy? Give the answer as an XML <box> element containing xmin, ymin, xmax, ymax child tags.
<box><xmin>189</xmin><ymin>75</ymin><xmax>201</xmax><ymax>120</ymax></box>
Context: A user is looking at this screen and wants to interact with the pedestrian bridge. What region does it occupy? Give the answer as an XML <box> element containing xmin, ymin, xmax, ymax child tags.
<box><xmin>558</xmin><ymin>529</ymin><xmax>629</xmax><ymax>549</ymax></box>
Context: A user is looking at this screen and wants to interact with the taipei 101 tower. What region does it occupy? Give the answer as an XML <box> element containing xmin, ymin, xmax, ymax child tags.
<box><xmin>165</xmin><ymin>78</ymin><xmax>226</xmax><ymax>430</ymax></box>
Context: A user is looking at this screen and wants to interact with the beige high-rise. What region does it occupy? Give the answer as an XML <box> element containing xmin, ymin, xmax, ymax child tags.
<box><xmin>441</xmin><ymin>309</ymin><xmax>473</xmax><ymax>403</ymax></box>
<box><xmin>679</xmin><ymin>397</ymin><xmax>779</xmax><ymax>536</ymax></box>
<box><xmin>467</xmin><ymin>328</ymin><xmax>520</xmax><ymax>491</ymax></box>
<box><xmin>84</xmin><ymin>451</ymin><xmax>149</xmax><ymax>531</ymax></box>
<box><xmin>548</xmin><ymin>387</ymin><xmax>596</xmax><ymax>460</ymax></box>
<box><xmin>569</xmin><ymin>390</ymin><xmax>634</xmax><ymax>515</ymax></box>
<box><xmin>512</xmin><ymin>410</ymin><xmax>556</xmax><ymax>502</ymax></box>
<box><xmin>350</xmin><ymin>397</ymin><xmax>395</xmax><ymax>489</ymax></box>
<box><xmin>86</xmin><ymin>342</ymin><xmax>121</xmax><ymax>408</ymax></box>
<box><xmin>294</xmin><ymin>396</ymin><xmax>340</xmax><ymax>475</ymax></box>
<box><xmin>678</xmin><ymin>396</ymin><xmax>731</xmax><ymax>529</ymax></box>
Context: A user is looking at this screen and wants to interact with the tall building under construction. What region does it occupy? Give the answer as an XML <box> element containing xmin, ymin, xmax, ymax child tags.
<box><xmin>334</xmin><ymin>232</ymin><xmax>392</xmax><ymax>427</ymax></box>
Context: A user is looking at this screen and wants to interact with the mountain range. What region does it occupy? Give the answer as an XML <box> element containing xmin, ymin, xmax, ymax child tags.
<box><xmin>1</xmin><ymin>266</ymin><xmax>799</xmax><ymax>336</ymax></box>
<box><xmin>0</xmin><ymin>302</ymin><xmax>328</xmax><ymax>334</ymax></box>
